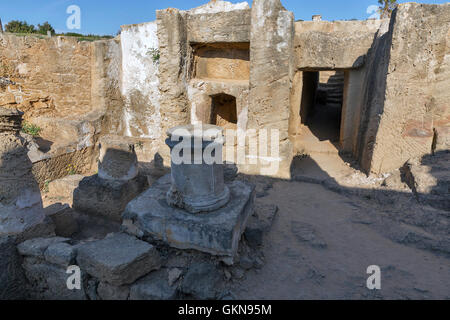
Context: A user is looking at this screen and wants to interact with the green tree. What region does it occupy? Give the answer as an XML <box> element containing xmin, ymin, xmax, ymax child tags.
<box><xmin>5</xmin><ymin>20</ymin><xmax>35</xmax><ymax>33</ymax></box>
<box><xmin>37</xmin><ymin>21</ymin><xmax>55</xmax><ymax>35</ymax></box>
<box><xmin>378</xmin><ymin>0</ymin><xmax>398</xmax><ymax>19</ymax></box>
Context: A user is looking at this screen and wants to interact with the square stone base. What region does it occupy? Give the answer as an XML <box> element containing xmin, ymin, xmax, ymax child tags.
<box><xmin>122</xmin><ymin>175</ymin><xmax>255</xmax><ymax>258</ymax></box>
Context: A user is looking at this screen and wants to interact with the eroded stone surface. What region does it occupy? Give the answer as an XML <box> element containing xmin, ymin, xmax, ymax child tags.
<box><xmin>0</xmin><ymin>236</ymin><xmax>27</xmax><ymax>300</ymax></box>
<box><xmin>130</xmin><ymin>269</ymin><xmax>177</xmax><ymax>300</ymax></box>
<box><xmin>73</xmin><ymin>174</ymin><xmax>148</xmax><ymax>222</ymax></box>
<box><xmin>23</xmin><ymin>256</ymin><xmax>86</xmax><ymax>300</ymax></box>
<box><xmin>17</xmin><ymin>237</ymin><xmax>70</xmax><ymax>258</ymax></box>
<box><xmin>76</xmin><ymin>233</ymin><xmax>161</xmax><ymax>286</ymax></box>
<box><xmin>181</xmin><ymin>262</ymin><xmax>222</xmax><ymax>300</ymax></box>
<box><xmin>97</xmin><ymin>282</ymin><xmax>130</xmax><ymax>300</ymax></box>
<box><xmin>44</xmin><ymin>242</ymin><xmax>76</xmax><ymax>267</ymax></box>
<box><xmin>98</xmin><ymin>135</ymin><xmax>138</xmax><ymax>181</ymax></box>
<box><xmin>123</xmin><ymin>175</ymin><xmax>255</xmax><ymax>258</ymax></box>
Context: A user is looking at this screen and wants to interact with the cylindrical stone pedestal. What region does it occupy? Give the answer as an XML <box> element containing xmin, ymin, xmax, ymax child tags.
<box><xmin>98</xmin><ymin>135</ymin><xmax>138</xmax><ymax>181</ymax></box>
<box><xmin>166</xmin><ymin>124</ymin><xmax>230</xmax><ymax>214</ymax></box>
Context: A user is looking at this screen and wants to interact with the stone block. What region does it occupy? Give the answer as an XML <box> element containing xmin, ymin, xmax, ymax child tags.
<box><xmin>44</xmin><ymin>242</ymin><xmax>76</xmax><ymax>267</ymax></box>
<box><xmin>0</xmin><ymin>236</ymin><xmax>27</xmax><ymax>299</ymax></box>
<box><xmin>180</xmin><ymin>262</ymin><xmax>222</xmax><ymax>300</ymax></box>
<box><xmin>47</xmin><ymin>175</ymin><xmax>84</xmax><ymax>202</ymax></box>
<box><xmin>98</xmin><ymin>135</ymin><xmax>138</xmax><ymax>181</ymax></box>
<box><xmin>17</xmin><ymin>237</ymin><xmax>70</xmax><ymax>258</ymax></box>
<box><xmin>97</xmin><ymin>282</ymin><xmax>130</xmax><ymax>300</ymax></box>
<box><xmin>129</xmin><ymin>269</ymin><xmax>177</xmax><ymax>300</ymax></box>
<box><xmin>73</xmin><ymin>174</ymin><xmax>148</xmax><ymax>222</ymax></box>
<box><xmin>244</xmin><ymin>204</ymin><xmax>278</xmax><ymax>248</ymax></box>
<box><xmin>23</xmin><ymin>257</ymin><xmax>86</xmax><ymax>300</ymax></box>
<box><xmin>76</xmin><ymin>233</ymin><xmax>161</xmax><ymax>286</ymax></box>
<box><xmin>123</xmin><ymin>175</ymin><xmax>255</xmax><ymax>258</ymax></box>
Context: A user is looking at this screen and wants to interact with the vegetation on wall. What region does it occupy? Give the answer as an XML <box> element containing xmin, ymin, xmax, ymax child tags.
<box><xmin>21</xmin><ymin>121</ymin><xmax>42</xmax><ymax>137</ymax></box>
<box><xmin>37</xmin><ymin>22</ymin><xmax>55</xmax><ymax>35</ymax></box>
<box><xmin>5</xmin><ymin>20</ymin><xmax>55</xmax><ymax>35</ymax></box>
<box><xmin>4</xmin><ymin>20</ymin><xmax>113</xmax><ymax>41</ymax></box>
<box><xmin>148</xmin><ymin>48</ymin><xmax>160</xmax><ymax>64</ymax></box>
<box><xmin>60</xmin><ymin>32</ymin><xmax>114</xmax><ymax>42</ymax></box>
<box><xmin>5</xmin><ymin>20</ymin><xmax>36</xmax><ymax>33</ymax></box>
<box><xmin>378</xmin><ymin>0</ymin><xmax>398</xmax><ymax>19</ymax></box>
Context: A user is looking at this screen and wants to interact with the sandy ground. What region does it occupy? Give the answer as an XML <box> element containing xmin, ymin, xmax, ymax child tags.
<box><xmin>233</xmin><ymin>178</ymin><xmax>449</xmax><ymax>299</ymax></box>
<box><xmin>232</xmin><ymin>102</ymin><xmax>449</xmax><ymax>299</ymax></box>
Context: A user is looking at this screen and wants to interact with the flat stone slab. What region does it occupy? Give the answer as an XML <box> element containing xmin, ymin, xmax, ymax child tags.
<box><xmin>122</xmin><ymin>175</ymin><xmax>255</xmax><ymax>258</ymax></box>
<box><xmin>76</xmin><ymin>233</ymin><xmax>161</xmax><ymax>286</ymax></box>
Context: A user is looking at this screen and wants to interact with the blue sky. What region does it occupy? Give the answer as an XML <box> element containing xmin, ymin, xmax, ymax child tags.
<box><xmin>0</xmin><ymin>0</ymin><xmax>447</xmax><ymax>35</ymax></box>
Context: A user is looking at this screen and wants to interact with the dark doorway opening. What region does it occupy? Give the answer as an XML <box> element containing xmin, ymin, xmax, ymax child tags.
<box><xmin>210</xmin><ymin>93</ymin><xmax>238</xmax><ymax>130</ymax></box>
<box><xmin>301</xmin><ymin>71</ymin><xmax>345</xmax><ymax>145</ymax></box>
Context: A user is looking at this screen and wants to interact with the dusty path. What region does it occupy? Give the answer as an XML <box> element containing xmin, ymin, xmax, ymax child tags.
<box><xmin>233</xmin><ymin>180</ymin><xmax>450</xmax><ymax>300</ymax></box>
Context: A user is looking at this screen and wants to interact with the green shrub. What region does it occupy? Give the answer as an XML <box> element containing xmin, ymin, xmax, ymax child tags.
<box><xmin>21</xmin><ymin>121</ymin><xmax>42</xmax><ymax>137</ymax></box>
<box><xmin>148</xmin><ymin>48</ymin><xmax>160</xmax><ymax>64</ymax></box>
<box><xmin>5</xmin><ymin>20</ymin><xmax>36</xmax><ymax>33</ymax></box>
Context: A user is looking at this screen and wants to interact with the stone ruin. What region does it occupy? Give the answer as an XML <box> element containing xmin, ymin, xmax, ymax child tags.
<box><xmin>0</xmin><ymin>0</ymin><xmax>449</xmax><ymax>300</ymax></box>
<box><xmin>123</xmin><ymin>125</ymin><xmax>255</xmax><ymax>261</ymax></box>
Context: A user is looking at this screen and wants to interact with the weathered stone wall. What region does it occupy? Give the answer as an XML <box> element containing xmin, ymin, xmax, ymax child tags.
<box><xmin>291</xmin><ymin>19</ymin><xmax>385</xmax><ymax>158</ymax></box>
<box><xmin>358</xmin><ymin>3</ymin><xmax>450</xmax><ymax>174</ymax></box>
<box><xmin>192</xmin><ymin>43</ymin><xmax>250</xmax><ymax>81</ymax></box>
<box><xmin>92</xmin><ymin>39</ymin><xmax>123</xmax><ymax>137</ymax></box>
<box><xmin>247</xmin><ymin>0</ymin><xmax>294</xmax><ymax>178</ymax></box>
<box><xmin>294</xmin><ymin>20</ymin><xmax>384</xmax><ymax>70</ymax></box>
<box><xmin>119</xmin><ymin>22</ymin><xmax>161</xmax><ymax>139</ymax></box>
<box><xmin>186</xmin><ymin>9</ymin><xmax>251</xmax><ymax>43</ymax></box>
<box><xmin>340</xmin><ymin>68</ymin><xmax>366</xmax><ymax>153</ymax></box>
<box><xmin>157</xmin><ymin>9</ymin><xmax>191</xmax><ymax>164</ymax></box>
<box><xmin>0</xmin><ymin>34</ymin><xmax>107</xmax><ymax>168</ymax></box>
<box><xmin>0</xmin><ymin>1</ymin><xmax>447</xmax><ymax>180</ymax></box>
<box><xmin>156</xmin><ymin>3</ymin><xmax>253</xmax><ymax>167</ymax></box>
<box><xmin>0</xmin><ymin>34</ymin><xmax>93</xmax><ymax>119</ymax></box>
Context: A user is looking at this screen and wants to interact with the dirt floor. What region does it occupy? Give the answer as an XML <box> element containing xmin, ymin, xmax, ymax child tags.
<box><xmin>232</xmin><ymin>151</ymin><xmax>450</xmax><ymax>300</ymax></box>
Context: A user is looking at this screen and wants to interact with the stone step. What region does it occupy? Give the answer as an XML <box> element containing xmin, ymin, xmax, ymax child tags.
<box><xmin>327</xmin><ymin>97</ymin><xmax>343</xmax><ymax>103</ymax></box>
<box><xmin>327</xmin><ymin>92</ymin><xmax>344</xmax><ymax>98</ymax></box>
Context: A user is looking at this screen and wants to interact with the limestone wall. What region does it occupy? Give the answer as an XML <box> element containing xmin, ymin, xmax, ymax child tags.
<box><xmin>358</xmin><ymin>3</ymin><xmax>450</xmax><ymax>174</ymax></box>
<box><xmin>156</xmin><ymin>3</ymin><xmax>253</xmax><ymax>166</ymax></box>
<box><xmin>0</xmin><ymin>34</ymin><xmax>92</xmax><ymax>119</ymax></box>
<box><xmin>0</xmin><ymin>34</ymin><xmax>105</xmax><ymax>173</ymax></box>
<box><xmin>0</xmin><ymin>1</ymin><xmax>448</xmax><ymax>180</ymax></box>
<box><xmin>294</xmin><ymin>20</ymin><xmax>381</xmax><ymax>69</ymax></box>
<box><xmin>245</xmin><ymin>0</ymin><xmax>294</xmax><ymax>178</ymax></box>
<box><xmin>118</xmin><ymin>22</ymin><xmax>161</xmax><ymax>139</ymax></box>
<box><xmin>186</xmin><ymin>9</ymin><xmax>251</xmax><ymax>43</ymax></box>
<box><xmin>294</xmin><ymin>20</ymin><xmax>384</xmax><ymax>70</ymax></box>
<box><xmin>290</xmin><ymin>19</ymin><xmax>385</xmax><ymax>162</ymax></box>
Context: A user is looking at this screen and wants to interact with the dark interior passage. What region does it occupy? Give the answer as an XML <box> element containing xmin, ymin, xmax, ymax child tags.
<box><xmin>210</xmin><ymin>93</ymin><xmax>238</xmax><ymax>130</ymax></box>
<box><xmin>301</xmin><ymin>71</ymin><xmax>345</xmax><ymax>145</ymax></box>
